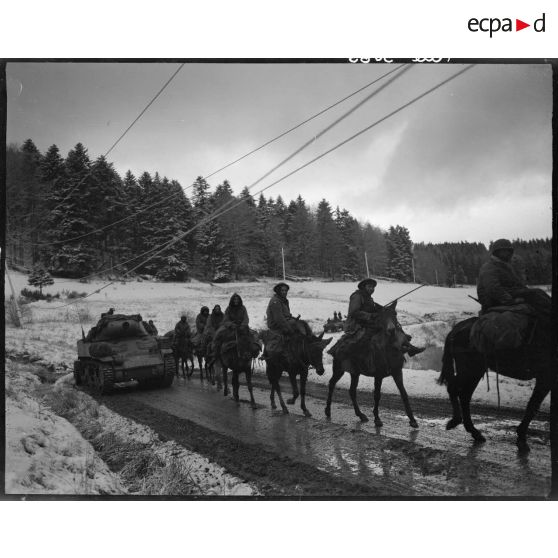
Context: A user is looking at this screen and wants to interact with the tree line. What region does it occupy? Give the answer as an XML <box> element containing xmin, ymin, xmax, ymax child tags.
<box><xmin>6</xmin><ymin>140</ymin><xmax>552</xmax><ymax>285</ymax></box>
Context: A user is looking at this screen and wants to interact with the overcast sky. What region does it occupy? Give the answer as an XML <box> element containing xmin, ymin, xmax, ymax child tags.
<box><xmin>6</xmin><ymin>62</ymin><xmax>553</xmax><ymax>245</ymax></box>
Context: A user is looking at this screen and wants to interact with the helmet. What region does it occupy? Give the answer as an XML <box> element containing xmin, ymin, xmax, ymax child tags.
<box><xmin>491</xmin><ymin>239</ymin><xmax>513</xmax><ymax>253</ymax></box>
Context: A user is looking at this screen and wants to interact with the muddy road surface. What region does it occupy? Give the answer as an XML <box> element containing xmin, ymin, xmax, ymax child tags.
<box><xmin>97</xmin><ymin>372</ymin><xmax>551</xmax><ymax>498</ymax></box>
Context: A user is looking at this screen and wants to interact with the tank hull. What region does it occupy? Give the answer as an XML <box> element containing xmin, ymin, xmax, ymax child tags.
<box><xmin>75</xmin><ymin>315</ymin><xmax>175</xmax><ymax>393</ymax></box>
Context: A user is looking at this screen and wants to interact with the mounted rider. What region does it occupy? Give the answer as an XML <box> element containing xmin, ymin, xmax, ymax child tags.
<box><xmin>203</xmin><ymin>305</ymin><xmax>224</xmax><ymax>359</ymax></box>
<box><xmin>147</xmin><ymin>320</ymin><xmax>158</xmax><ymax>336</ymax></box>
<box><xmin>477</xmin><ymin>239</ymin><xmax>528</xmax><ymax>311</ymax></box>
<box><xmin>192</xmin><ymin>306</ymin><xmax>210</xmax><ymax>349</ymax></box>
<box><xmin>195</xmin><ymin>306</ymin><xmax>210</xmax><ymax>333</ymax></box>
<box><xmin>329</xmin><ymin>278</ymin><xmax>424</xmax><ymax>359</ymax></box>
<box><xmin>472</xmin><ymin>239</ymin><xmax>551</xmax><ymax>353</ymax></box>
<box><xmin>174</xmin><ymin>314</ymin><xmax>192</xmax><ymax>341</ymax></box>
<box><xmin>264</xmin><ymin>282</ymin><xmax>312</xmax><ymax>360</ymax></box>
<box><xmin>212</xmin><ymin>294</ymin><xmax>260</xmax><ymax>359</ymax></box>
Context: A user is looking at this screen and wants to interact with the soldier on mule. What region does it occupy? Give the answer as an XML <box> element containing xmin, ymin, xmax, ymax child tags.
<box><xmin>192</xmin><ymin>306</ymin><xmax>210</xmax><ymax>379</ymax></box>
<box><xmin>203</xmin><ymin>305</ymin><xmax>224</xmax><ymax>358</ymax></box>
<box><xmin>262</xmin><ymin>282</ymin><xmax>331</xmax><ymax>416</ymax></box>
<box><xmin>441</xmin><ymin>238</ymin><xmax>553</xmax><ymax>452</ymax></box>
<box><xmin>263</xmin><ymin>282</ymin><xmax>312</xmax><ymax>361</ymax></box>
<box><xmin>328</xmin><ymin>278</ymin><xmax>424</xmax><ymax>364</ymax></box>
<box><xmin>173</xmin><ymin>314</ymin><xmax>194</xmax><ymax>377</ymax></box>
<box><xmin>212</xmin><ymin>293</ymin><xmax>260</xmax><ymax>361</ymax></box>
<box><xmin>477</xmin><ymin>238</ymin><xmax>550</xmax><ymax>317</ymax></box>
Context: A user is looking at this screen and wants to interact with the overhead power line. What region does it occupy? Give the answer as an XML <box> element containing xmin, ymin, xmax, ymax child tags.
<box><xmin>43</xmin><ymin>64</ymin><xmax>411</xmax><ymax>283</ymax></box>
<box><xmin>45</xmin><ymin>64</ymin><xmax>475</xmax><ymax>310</ymax></box>
<box><xmin>21</xmin><ymin>63</ymin><xmax>185</xmax><ymax>237</ymax></box>
<box><xmin>10</xmin><ymin>64</ymin><xmax>406</xmax><ymax>248</ymax></box>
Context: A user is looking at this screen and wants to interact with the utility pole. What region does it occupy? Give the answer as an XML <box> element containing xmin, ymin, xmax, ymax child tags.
<box><xmin>435</xmin><ymin>269</ymin><xmax>439</xmax><ymax>286</ymax></box>
<box><xmin>411</xmin><ymin>257</ymin><xmax>416</xmax><ymax>283</ymax></box>
<box><xmin>281</xmin><ymin>246</ymin><xmax>286</xmax><ymax>280</ymax></box>
<box><xmin>364</xmin><ymin>251</ymin><xmax>370</xmax><ymax>278</ymax></box>
<box><xmin>5</xmin><ymin>267</ymin><xmax>22</xmax><ymax>327</ymax></box>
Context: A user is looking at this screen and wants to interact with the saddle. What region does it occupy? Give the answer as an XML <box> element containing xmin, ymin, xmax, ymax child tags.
<box><xmin>470</xmin><ymin>303</ymin><xmax>535</xmax><ymax>354</ymax></box>
<box><xmin>221</xmin><ymin>329</ymin><xmax>261</xmax><ymax>358</ymax></box>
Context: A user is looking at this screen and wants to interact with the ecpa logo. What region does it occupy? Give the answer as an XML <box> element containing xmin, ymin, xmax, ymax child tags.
<box><xmin>468</xmin><ymin>13</ymin><xmax>546</xmax><ymax>37</ymax></box>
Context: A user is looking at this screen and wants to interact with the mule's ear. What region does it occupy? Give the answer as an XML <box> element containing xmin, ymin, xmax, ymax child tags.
<box><xmin>318</xmin><ymin>331</ymin><xmax>324</xmax><ymax>339</ymax></box>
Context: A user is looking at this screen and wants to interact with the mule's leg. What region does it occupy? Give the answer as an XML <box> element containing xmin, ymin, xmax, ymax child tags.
<box><xmin>516</xmin><ymin>375</ymin><xmax>553</xmax><ymax>454</ymax></box>
<box><xmin>223</xmin><ymin>367</ymin><xmax>229</xmax><ymax>397</ymax></box>
<box><xmin>286</xmin><ymin>370</ymin><xmax>300</xmax><ymax>405</ymax></box>
<box><xmin>232</xmin><ymin>371</ymin><xmax>240</xmax><ymax>403</ymax></box>
<box><xmin>459</xmin><ymin>369</ymin><xmax>485</xmax><ymax>442</ymax></box>
<box><xmin>392</xmin><ymin>370</ymin><xmax>418</xmax><ymax>428</ymax></box>
<box><xmin>174</xmin><ymin>355</ymin><xmax>179</xmax><ymax>378</ymax></box>
<box><xmin>273</xmin><ymin>379</ymin><xmax>289</xmax><ymax>414</ymax></box>
<box><xmin>299</xmin><ymin>370</ymin><xmax>311</xmax><ymax>417</ymax></box>
<box><xmin>373</xmin><ymin>377</ymin><xmax>383</xmax><ymax>427</ymax></box>
<box><xmin>268</xmin><ymin>364</ymin><xmax>288</xmax><ymax>414</ymax></box>
<box><xmin>270</xmin><ymin>383</ymin><xmax>277</xmax><ymax>409</ymax></box>
<box><xmin>245</xmin><ymin>368</ymin><xmax>257</xmax><ymax>410</ymax></box>
<box><xmin>267</xmin><ymin>364</ymin><xmax>278</xmax><ymax>410</ymax></box>
<box><xmin>446</xmin><ymin>373</ymin><xmax>463</xmax><ymax>430</ymax></box>
<box><xmin>349</xmin><ymin>373</ymin><xmax>368</xmax><ymax>422</ymax></box>
<box><xmin>325</xmin><ymin>359</ymin><xmax>344</xmax><ymax>419</ymax></box>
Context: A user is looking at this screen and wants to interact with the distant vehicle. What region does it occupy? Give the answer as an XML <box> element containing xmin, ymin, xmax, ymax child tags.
<box><xmin>323</xmin><ymin>319</ymin><xmax>345</xmax><ymax>333</ymax></box>
<box><xmin>74</xmin><ymin>313</ymin><xmax>175</xmax><ymax>394</ymax></box>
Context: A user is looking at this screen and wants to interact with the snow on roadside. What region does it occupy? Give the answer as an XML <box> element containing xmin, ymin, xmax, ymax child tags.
<box><xmin>4</xmin><ymin>270</ymin><xmax>550</xmax><ymax>496</ymax></box>
<box><xmin>5</xmin><ymin>358</ymin><xmax>258</xmax><ymax>496</ymax></box>
<box><xmin>5</xmin><ymin>360</ymin><xmax>124</xmax><ymax>495</ymax></box>
<box><xmin>94</xmin><ymin>404</ymin><xmax>258</xmax><ymax>496</ymax></box>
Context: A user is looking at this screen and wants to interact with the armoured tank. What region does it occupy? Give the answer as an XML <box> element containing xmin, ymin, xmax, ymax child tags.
<box><xmin>73</xmin><ymin>313</ymin><xmax>175</xmax><ymax>394</ymax></box>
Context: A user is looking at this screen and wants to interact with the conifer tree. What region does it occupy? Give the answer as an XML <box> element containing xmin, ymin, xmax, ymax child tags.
<box><xmin>28</xmin><ymin>266</ymin><xmax>54</xmax><ymax>294</ymax></box>
<box><xmin>385</xmin><ymin>225</ymin><xmax>413</xmax><ymax>282</ymax></box>
<box><xmin>315</xmin><ymin>199</ymin><xmax>342</xmax><ymax>279</ymax></box>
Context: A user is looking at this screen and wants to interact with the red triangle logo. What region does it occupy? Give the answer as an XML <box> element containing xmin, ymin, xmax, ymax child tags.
<box><xmin>516</xmin><ymin>19</ymin><xmax>530</xmax><ymax>31</ymax></box>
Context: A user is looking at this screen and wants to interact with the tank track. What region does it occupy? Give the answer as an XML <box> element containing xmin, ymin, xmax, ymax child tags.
<box><xmin>161</xmin><ymin>354</ymin><xmax>176</xmax><ymax>387</ymax></box>
<box><xmin>73</xmin><ymin>360</ymin><xmax>83</xmax><ymax>386</ymax></box>
<box><xmin>99</xmin><ymin>364</ymin><xmax>115</xmax><ymax>394</ymax></box>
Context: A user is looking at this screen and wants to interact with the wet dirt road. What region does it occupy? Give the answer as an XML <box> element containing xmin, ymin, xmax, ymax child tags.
<box><xmin>100</xmin><ymin>372</ymin><xmax>551</xmax><ymax>498</ymax></box>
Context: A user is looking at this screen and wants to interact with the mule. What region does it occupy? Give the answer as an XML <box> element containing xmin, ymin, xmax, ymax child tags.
<box><xmin>264</xmin><ymin>324</ymin><xmax>332</xmax><ymax>417</ymax></box>
<box><xmin>439</xmin><ymin>307</ymin><xmax>555</xmax><ymax>453</ymax></box>
<box><xmin>192</xmin><ymin>337</ymin><xmax>212</xmax><ymax>382</ymax></box>
<box><xmin>214</xmin><ymin>328</ymin><xmax>259</xmax><ymax>409</ymax></box>
<box><xmin>172</xmin><ymin>335</ymin><xmax>194</xmax><ymax>379</ymax></box>
<box><xmin>325</xmin><ymin>302</ymin><xmax>419</xmax><ymax>428</ymax></box>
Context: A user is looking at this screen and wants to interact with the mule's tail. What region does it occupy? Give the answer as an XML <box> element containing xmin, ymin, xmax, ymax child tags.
<box><xmin>438</xmin><ymin>332</ymin><xmax>455</xmax><ymax>386</ymax></box>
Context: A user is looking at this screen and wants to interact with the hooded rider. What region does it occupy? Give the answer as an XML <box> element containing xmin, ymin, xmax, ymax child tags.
<box><xmin>195</xmin><ymin>306</ymin><xmax>210</xmax><ymax>334</ymax></box>
<box><xmin>212</xmin><ymin>293</ymin><xmax>251</xmax><ymax>357</ymax></box>
<box><xmin>174</xmin><ymin>314</ymin><xmax>192</xmax><ymax>341</ymax></box>
<box><xmin>203</xmin><ymin>305</ymin><xmax>224</xmax><ymax>357</ymax></box>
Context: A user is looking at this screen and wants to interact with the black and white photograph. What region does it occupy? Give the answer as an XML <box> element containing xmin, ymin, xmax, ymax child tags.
<box><xmin>2</xmin><ymin>60</ymin><xmax>556</xmax><ymax>500</ymax></box>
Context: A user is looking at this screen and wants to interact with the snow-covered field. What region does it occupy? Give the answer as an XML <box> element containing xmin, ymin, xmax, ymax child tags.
<box><xmin>4</xmin><ymin>271</ymin><xmax>551</xmax><ymax>495</ymax></box>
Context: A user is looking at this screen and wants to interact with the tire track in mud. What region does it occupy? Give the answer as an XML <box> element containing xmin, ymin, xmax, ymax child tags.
<box><xmin>98</xmin><ymin>376</ymin><xmax>551</xmax><ymax>498</ymax></box>
<box><xmin>99</xmin><ymin>395</ymin><xmax>398</xmax><ymax>497</ymax></box>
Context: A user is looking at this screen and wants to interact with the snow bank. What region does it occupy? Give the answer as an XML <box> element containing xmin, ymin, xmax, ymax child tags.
<box><xmin>5</xmin><ymin>361</ymin><xmax>124</xmax><ymax>495</ymax></box>
<box><xmin>95</xmin><ymin>407</ymin><xmax>258</xmax><ymax>496</ymax></box>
